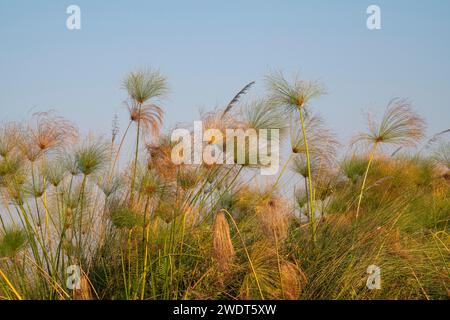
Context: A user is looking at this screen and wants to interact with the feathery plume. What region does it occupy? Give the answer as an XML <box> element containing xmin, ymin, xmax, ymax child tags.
<box><xmin>222</xmin><ymin>81</ymin><xmax>255</xmax><ymax>118</ymax></box>
<box><xmin>280</xmin><ymin>262</ymin><xmax>307</xmax><ymax>300</ymax></box>
<box><xmin>256</xmin><ymin>196</ymin><xmax>290</xmax><ymax>242</ymax></box>
<box><xmin>212</xmin><ymin>211</ymin><xmax>235</xmax><ymax>273</ymax></box>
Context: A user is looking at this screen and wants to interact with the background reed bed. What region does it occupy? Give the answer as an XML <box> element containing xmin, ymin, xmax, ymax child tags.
<box><xmin>0</xmin><ymin>69</ymin><xmax>448</xmax><ymax>300</ymax></box>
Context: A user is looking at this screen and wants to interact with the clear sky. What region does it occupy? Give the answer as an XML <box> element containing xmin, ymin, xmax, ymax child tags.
<box><xmin>1</xmin><ymin>0</ymin><xmax>449</xmax><ymax>144</ymax></box>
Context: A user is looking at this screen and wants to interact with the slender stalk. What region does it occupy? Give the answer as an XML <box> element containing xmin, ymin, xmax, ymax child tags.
<box><xmin>121</xmin><ymin>244</ymin><xmax>129</xmax><ymax>299</ymax></box>
<box><xmin>201</xmin><ymin>166</ymin><xmax>244</xmax><ymax>224</ymax></box>
<box><xmin>274</xmin><ymin>233</ymin><xmax>284</xmax><ymax>299</ymax></box>
<box><xmin>127</xmin><ymin>229</ymin><xmax>132</xmax><ymax>298</ymax></box>
<box><xmin>221</xmin><ymin>209</ymin><xmax>264</xmax><ymax>300</ymax></box>
<box><xmin>30</xmin><ymin>163</ymin><xmax>45</xmax><ymax>243</ymax></box>
<box><xmin>56</xmin><ymin>175</ymin><xmax>74</xmax><ymax>271</ymax></box>
<box><xmin>109</xmin><ymin>120</ymin><xmax>132</xmax><ymax>180</ymax></box>
<box><xmin>0</xmin><ymin>267</ymin><xmax>23</xmax><ymax>300</ymax></box>
<box><xmin>304</xmin><ymin>177</ymin><xmax>309</xmax><ymax>217</ymax></box>
<box><xmin>355</xmin><ymin>142</ymin><xmax>378</xmax><ymax>219</ymax></box>
<box><xmin>299</xmin><ymin>109</ymin><xmax>316</xmax><ymax>243</ymax></box>
<box><xmin>140</xmin><ymin>224</ymin><xmax>151</xmax><ymax>300</ymax></box>
<box><xmin>41</xmin><ymin>155</ymin><xmax>52</xmax><ymax>252</ymax></box>
<box><xmin>130</xmin><ymin>104</ymin><xmax>142</xmax><ymax>202</ymax></box>
<box><xmin>77</xmin><ymin>174</ymin><xmax>88</xmax><ymax>264</ymax></box>
<box><xmin>140</xmin><ymin>196</ymin><xmax>151</xmax><ymax>300</ymax></box>
<box><xmin>266</xmin><ymin>153</ymin><xmax>293</xmax><ymax>199</ymax></box>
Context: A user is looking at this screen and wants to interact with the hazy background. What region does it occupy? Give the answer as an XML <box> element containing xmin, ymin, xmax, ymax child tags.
<box><xmin>1</xmin><ymin>0</ymin><xmax>449</xmax><ymax>146</ymax></box>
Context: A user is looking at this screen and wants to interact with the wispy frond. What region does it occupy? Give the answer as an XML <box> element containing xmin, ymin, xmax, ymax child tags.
<box><xmin>355</xmin><ymin>98</ymin><xmax>426</xmax><ymax>147</ymax></box>
<box><xmin>96</xmin><ymin>174</ymin><xmax>124</xmax><ymax>198</ymax></box>
<box><xmin>74</xmin><ymin>139</ymin><xmax>110</xmax><ymax>176</ymax></box>
<box><xmin>291</xmin><ymin>154</ymin><xmax>320</xmax><ymax>179</ymax></box>
<box><xmin>136</xmin><ymin>166</ymin><xmax>166</xmax><ymax>197</ymax></box>
<box><xmin>27</xmin><ymin>111</ymin><xmax>78</xmax><ymax>152</ymax></box>
<box><xmin>340</xmin><ymin>155</ymin><xmax>369</xmax><ymax>184</ymax></box>
<box><xmin>23</xmin><ymin>167</ymin><xmax>48</xmax><ymax>198</ymax></box>
<box><xmin>432</xmin><ymin>141</ymin><xmax>450</xmax><ymax>169</ymax></box>
<box><xmin>0</xmin><ymin>228</ymin><xmax>27</xmax><ymax>258</ymax></box>
<box><xmin>127</xmin><ymin>101</ymin><xmax>164</xmax><ymax>138</ymax></box>
<box><xmin>266</xmin><ymin>71</ymin><xmax>325</xmax><ymax>112</ymax></box>
<box><xmin>290</xmin><ymin>113</ymin><xmax>338</xmax><ymax>165</ymax></box>
<box><xmin>0</xmin><ymin>122</ymin><xmax>21</xmax><ymax>158</ymax></box>
<box><xmin>43</xmin><ymin>159</ymin><xmax>68</xmax><ymax>187</ymax></box>
<box><xmin>222</xmin><ymin>81</ymin><xmax>255</xmax><ymax>118</ymax></box>
<box><xmin>123</xmin><ymin>68</ymin><xmax>168</xmax><ymax>104</ymax></box>
<box><xmin>240</xmin><ymin>99</ymin><xmax>288</xmax><ymax>133</ymax></box>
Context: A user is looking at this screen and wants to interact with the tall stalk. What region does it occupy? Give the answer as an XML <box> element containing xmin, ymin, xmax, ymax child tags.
<box><xmin>355</xmin><ymin>142</ymin><xmax>378</xmax><ymax>219</ymax></box>
<box><xmin>130</xmin><ymin>104</ymin><xmax>142</xmax><ymax>202</ymax></box>
<box><xmin>41</xmin><ymin>155</ymin><xmax>52</xmax><ymax>251</ymax></box>
<box><xmin>221</xmin><ymin>209</ymin><xmax>264</xmax><ymax>300</ymax></box>
<box><xmin>266</xmin><ymin>154</ymin><xmax>293</xmax><ymax>199</ymax></box>
<box><xmin>0</xmin><ymin>267</ymin><xmax>22</xmax><ymax>300</ymax></box>
<box><xmin>299</xmin><ymin>109</ymin><xmax>316</xmax><ymax>243</ymax></box>
<box><xmin>77</xmin><ymin>174</ymin><xmax>88</xmax><ymax>264</ymax></box>
<box><xmin>354</xmin><ymin>99</ymin><xmax>425</xmax><ymax>218</ymax></box>
<box><xmin>109</xmin><ymin>120</ymin><xmax>132</xmax><ymax>180</ymax></box>
<box><xmin>304</xmin><ymin>177</ymin><xmax>310</xmax><ymax>218</ymax></box>
<box><xmin>140</xmin><ymin>195</ymin><xmax>151</xmax><ymax>300</ymax></box>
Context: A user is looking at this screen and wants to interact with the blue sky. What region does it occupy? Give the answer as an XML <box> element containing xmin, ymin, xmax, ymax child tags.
<box><xmin>1</xmin><ymin>0</ymin><xmax>449</xmax><ymax>144</ymax></box>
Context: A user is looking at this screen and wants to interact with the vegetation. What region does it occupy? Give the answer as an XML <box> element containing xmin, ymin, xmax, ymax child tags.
<box><xmin>0</xmin><ymin>69</ymin><xmax>448</xmax><ymax>300</ymax></box>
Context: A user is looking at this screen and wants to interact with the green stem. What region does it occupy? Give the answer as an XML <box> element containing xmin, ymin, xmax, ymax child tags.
<box><xmin>304</xmin><ymin>176</ymin><xmax>309</xmax><ymax>217</ymax></box>
<box><xmin>299</xmin><ymin>109</ymin><xmax>316</xmax><ymax>244</ymax></box>
<box><xmin>266</xmin><ymin>154</ymin><xmax>293</xmax><ymax>200</ymax></box>
<box><xmin>77</xmin><ymin>174</ymin><xmax>88</xmax><ymax>264</ymax></box>
<box><xmin>221</xmin><ymin>209</ymin><xmax>264</xmax><ymax>300</ymax></box>
<box><xmin>355</xmin><ymin>142</ymin><xmax>378</xmax><ymax>219</ymax></box>
<box><xmin>109</xmin><ymin>120</ymin><xmax>132</xmax><ymax>180</ymax></box>
<box><xmin>56</xmin><ymin>175</ymin><xmax>73</xmax><ymax>272</ymax></box>
<box><xmin>130</xmin><ymin>105</ymin><xmax>142</xmax><ymax>202</ymax></box>
<box><xmin>140</xmin><ymin>196</ymin><xmax>151</xmax><ymax>300</ymax></box>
